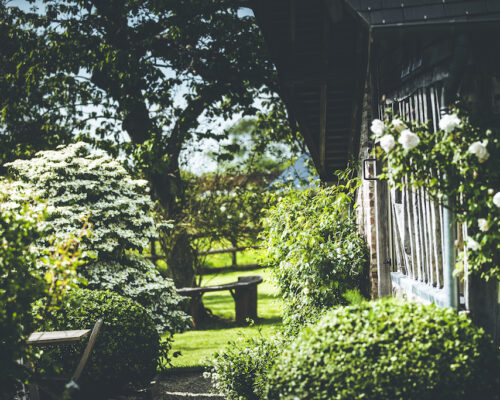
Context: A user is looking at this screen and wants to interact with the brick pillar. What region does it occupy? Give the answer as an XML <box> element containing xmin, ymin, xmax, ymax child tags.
<box><xmin>355</xmin><ymin>86</ymin><xmax>379</xmax><ymax>299</ymax></box>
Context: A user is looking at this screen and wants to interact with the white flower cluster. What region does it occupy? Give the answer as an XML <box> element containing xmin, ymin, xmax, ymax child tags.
<box><xmin>1</xmin><ymin>142</ymin><xmax>158</xmax><ymax>259</ymax></box>
<box><xmin>468</xmin><ymin>141</ymin><xmax>489</xmax><ymax>163</ymax></box>
<box><xmin>438</xmin><ymin>114</ymin><xmax>461</xmax><ymax>132</ymax></box>
<box><xmin>372</xmin><ymin>118</ymin><xmax>419</xmax><ymax>152</ymax></box>
<box><xmin>494</xmin><ymin>192</ymin><xmax>500</xmax><ymax>208</ymax></box>
<box><xmin>398</xmin><ymin>129</ymin><xmax>420</xmax><ymax>150</ymax></box>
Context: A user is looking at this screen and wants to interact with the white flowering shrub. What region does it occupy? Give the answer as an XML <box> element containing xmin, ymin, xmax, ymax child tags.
<box><xmin>1</xmin><ymin>142</ymin><xmax>189</xmax><ymax>334</ymax></box>
<box><xmin>1</xmin><ymin>142</ymin><xmax>158</xmax><ymax>259</ymax></box>
<box><xmin>83</xmin><ymin>254</ymin><xmax>191</xmax><ymax>333</ymax></box>
<box><xmin>372</xmin><ymin>110</ymin><xmax>500</xmax><ymax>279</ymax></box>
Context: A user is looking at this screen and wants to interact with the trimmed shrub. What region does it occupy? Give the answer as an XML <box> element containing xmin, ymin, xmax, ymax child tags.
<box><xmin>265</xmin><ymin>299</ymin><xmax>500</xmax><ymax>400</ymax></box>
<box><xmin>82</xmin><ymin>254</ymin><xmax>191</xmax><ymax>333</ymax></box>
<box><xmin>40</xmin><ymin>288</ymin><xmax>163</xmax><ymax>390</ymax></box>
<box><xmin>0</xmin><ymin>205</ymin><xmax>44</xmax><ymax>399</ymax></box>
<box><xmin>208</xmin><ymin>333</ymin><xmax>287</xmax><ymax>400</ymax></box>
<box><xmin>263</xmin><ymin>174</ymin><xmax>369</xmax><ymax>331</ymax></box>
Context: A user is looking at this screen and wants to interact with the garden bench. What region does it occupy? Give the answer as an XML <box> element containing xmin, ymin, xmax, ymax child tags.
<box><xmin>177</xmin><ymin>276</ymin><xmax>263</xmax><ymax>328</ymax></box>
<box><xmin>26</xmin><ymin>319</ymin><xmax>103</xmax><ymax>400</ymax></box>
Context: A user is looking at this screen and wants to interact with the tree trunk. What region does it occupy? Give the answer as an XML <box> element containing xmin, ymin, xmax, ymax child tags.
<box><xmin>161</xmin><ymin>228</ymin><xmax>196</xmax><ymax>289</ymax></box>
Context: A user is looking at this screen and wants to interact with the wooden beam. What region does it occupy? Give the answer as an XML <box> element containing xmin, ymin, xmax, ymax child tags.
<box><xmin>289</xmin><ymin>0</ymin><xmax>296</xmax><ymax>57</ymax></box>
<box><xmin>320</xmin><ymin>83</ymin><xmax>327</xmax><ymax>173</ymax></box>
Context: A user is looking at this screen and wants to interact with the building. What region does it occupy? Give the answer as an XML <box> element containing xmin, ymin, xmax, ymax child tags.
<box><xmin>250</xmin><ymin>0</ymin><xmax>500</xmax><ymax>340</ymax></box>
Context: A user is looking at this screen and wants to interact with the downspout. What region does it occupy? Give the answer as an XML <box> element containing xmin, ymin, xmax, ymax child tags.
<box><xmin>440</xmin><ymin>34</ymin><xmax>469</xmax><ymax>309</ymax></box>
<box><xmin>439</xmin><ymin>118</ymin><xmax>458</xmax><ymax>308</ymax></box>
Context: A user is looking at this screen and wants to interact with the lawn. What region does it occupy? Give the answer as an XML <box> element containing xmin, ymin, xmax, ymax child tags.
<box><xmin>165</xmin><ymin>268</ymin><xmax>282</xmax><ymax>369</ymax></box>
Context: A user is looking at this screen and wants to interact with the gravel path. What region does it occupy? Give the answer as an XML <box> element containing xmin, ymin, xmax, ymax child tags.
<box><xmin>110</xmin><ymin>371</ymin><xmax>224</xmax><ymax>400</ymax></box>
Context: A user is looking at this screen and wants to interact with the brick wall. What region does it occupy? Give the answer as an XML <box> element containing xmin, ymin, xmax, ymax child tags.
<box><xmin>356</xmin><ymin>88</ymin><xmax>379</xmax><ymax>299</ymax></box>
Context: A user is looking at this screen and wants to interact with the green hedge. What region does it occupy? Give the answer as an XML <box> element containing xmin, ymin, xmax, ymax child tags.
<box><xmin>0</xmin><ymin>206</ymin><xmax>44</xmax><ymax>399</ymax></box>
<box><xmin>40</xmin><ymin>288</ymin><xmax>163</xmax><ymax>390</ymax></box>
<box><xmin>266</xmin><ymin>299</ymin><xmax>500</xmax><ymax>400</ymax></box>
<box><xmin>208</xmin><ymin>333</ymin><xmax>287</xmax><ymax>400</ymax></box>
<box><xmin>263</xmin><ymin>177</ymin><xmax>369</xmax><ymax>331</ymax></box>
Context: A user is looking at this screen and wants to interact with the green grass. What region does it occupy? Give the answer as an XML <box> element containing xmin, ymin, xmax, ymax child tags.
<box><xmin>201</xmin><ymin>247</ymin><xmax>269</xmax><ymax>270</ymax></box>
<box><xmin>165</xmin><ymin>269</ymin><xmax>282</xmax><ymax>369</ymax></box>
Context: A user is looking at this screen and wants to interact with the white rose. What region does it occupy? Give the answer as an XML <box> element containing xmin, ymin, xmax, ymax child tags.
<box><xmin>478</xmin><ymin>218</ymin><xmax>489</xmax><ymax>232</ymax></box>
<box><xmin>398</xmin><ymin>129</ymin><xmax>420</xmax><ymax>150</ymax></box>
<box><xmin>220</xmin><ymin>205</ymin><xmax>226</xmax><ymax>212</ymax></box>
<box><xmin>392</xmin><ymin>118</ymin><xmax>406</xmax><ymax>133</ymax></box>
<box><xmin>379</xmin><ymin>135</ymin><xmax>396</xmax><ymax>152</ymax></box>
<box><xmin>468</xmin><ymin>141</ymin><xmax>489</xmax><ymax>163</ymax></box>
<box><xmin>493</xmin><ymin>192</ymin><xmax>500</xmax><ymax>208</ymax></box>
<box><xmin>370</xmin><ymin>119</ymin><xmax>386</xmax><ymax>138</ymax></box>
<box><xmin>439</xmin><ymin>114</ymin><xmax>461</xmax><ymax>132</ymax></box>
<box><xmin>467</xmin><ymin>237</ymin><xmax>480</xmax><ymax>251</ymax></box>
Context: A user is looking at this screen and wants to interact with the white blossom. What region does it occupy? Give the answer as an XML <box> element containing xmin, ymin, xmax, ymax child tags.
<box><xmin>439</xmin><ymin>114</ymin><xmax>461</xmax><ymax>133</ymax></box>
<box><xmin>468</xmin><ymin>141</ymin><xmax>489</xmax><ymax>163</ymax></box>
<box><xmin>493</xmin><ymin>192</ymin><xmax>500</xmax><ymax>208</ymax></box>
<box><xmin>1</xmin><ymin>142</ymin><xmax>157</xmax><ymax>259</ymax></box>
<box><xmin>467</xmin><ymin>237</ymin><xmax>480</xmax><ymax>251</ymax></box>
<box><xmin>392</xmin><ymin>118</ymin><xmax>406</xmax><ymax>132</ymax></box>
<box><xmin>398</xmin><ymin>129</ymin><xmax>420</xmax><ymax>150</ymax></box>
<box><xmin>370</xmin><ymin>119</ymin><xmax>386</xmax><ymax>138</ymax></box>
<box><xmin>478</xmin><ymin>218</ymin><xmax>489</xmax><ymax>232</ymax></box>
<box><xmin>379</xmin><ymin>135</ymin><xmax>396</xmax><ymax>152</ymax></box>
<box><xmin>220</xmin><ymin>205</ymin><xmax>226</xmax><ymax>212</ymax></box>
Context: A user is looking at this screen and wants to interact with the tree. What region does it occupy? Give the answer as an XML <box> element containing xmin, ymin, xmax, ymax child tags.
<box><xmin>1</xmin><ymin>0</ymin><xmax>301</xmax><ymax>286</ymax></box>
<box><xmin>2</xmin><ymin>0</ymin><xmax>282</xmax><ymax>210</ymax></box>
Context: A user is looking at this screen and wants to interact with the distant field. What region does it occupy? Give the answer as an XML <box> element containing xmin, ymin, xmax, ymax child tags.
<box><xmin>164</xmin><ymin>269</ymin><xmax>281</xmax><ymax>369</ymax></box>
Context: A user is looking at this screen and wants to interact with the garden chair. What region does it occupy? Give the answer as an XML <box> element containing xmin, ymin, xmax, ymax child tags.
<box><xmin>27</xmin><ymin>319</ymin><xmax>103</xmax><ymax>400</ymax></box>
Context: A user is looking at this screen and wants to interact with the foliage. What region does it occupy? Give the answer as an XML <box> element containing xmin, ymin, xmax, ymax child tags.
<box><xmin>212</xmin><ymin>117</ymin><xmax>303</xmax><ymax>171</ymax></box>
<box><xmin>1</xmin><ymin>142</ymin><xmax>161</xmax><ymax>261</ymax></box>
<box><xmin>207</xmin><ymin>332</ymin><xmax>287</xmax><ymax>400</ymax></box>
<box><xmin>162</xmin><ymin>169</ymin><xmax>275</xmax><ymax>287</ymax></box>
<box><xmin>373</xmin><ymin>110</ymin><xmax>500</xmax><ymax>279</ymax></box>
<box><xmin>39</xmin><ymin>288</ymin><xmax>165</xmax><ymax>390</ymax></box>
<box><xmin>82</xmin><ymin>254</ymin><xmax>191</xmax><ymax>333</ymax></box>
<box><xmin>2</xmin><ymin>143</ymin><xmax>189</xmax><ymax>336</ymax></box>
<box><xmin>262</xmin><ymin>170</ymin><xmax>369</xmax><ymax>330</ymax></box>
<box><xmin>1</xmin><ymin>0</ymin><xmax>287</xmax><ymax>215</ymax></box>
<box><xmin>185</xmin><ymin>171</ymin><xmax>273</xmax><ymax>254</ymax></box>
<box><xmin>265</xmin><ymin>299</ymin><xmax>500</xmax><ymax>400</ymax></box>
<box><xmin>0</xmin><ymin>205</ymin><xmax>44</xmax><ymax>398</ymax></box>
<box><xmin>0</xmin><ymin>4</ymin><xmax>76</xmax><ymax>169</ymax></box>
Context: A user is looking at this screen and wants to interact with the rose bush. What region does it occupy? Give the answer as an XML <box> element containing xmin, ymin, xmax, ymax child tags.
<box><xmin>372</xmin><ymin>111</ymin><xmax>500</xmax><ymax>279</ymax></box>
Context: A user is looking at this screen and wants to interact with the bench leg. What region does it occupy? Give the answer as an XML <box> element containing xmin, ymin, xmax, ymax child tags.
<box><xmin>189</xmin><ymin>295</ymin><xmax>202</xmax><ymax>329</ymax></box>
<box><xmin>234</xmin><ymin>285</ymin><xmax>258</xmax><ymax>324</ymax></box>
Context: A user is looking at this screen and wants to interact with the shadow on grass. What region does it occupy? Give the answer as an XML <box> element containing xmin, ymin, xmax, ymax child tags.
<box><xmin>203</xmin><ymin>292</ymin><xmax>278</xmax><ymax>304</ymax></box>
<box><xmin>195</xmin><ymin>315</ymin><xmax>282</xmax><ymax>331</ymax></box>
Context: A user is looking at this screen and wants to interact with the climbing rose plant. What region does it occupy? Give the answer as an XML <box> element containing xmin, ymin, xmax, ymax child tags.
<box><xmin>372</xmin><ymin>111</ymin><xmax>500</xmax><ymax>279</ymax></box>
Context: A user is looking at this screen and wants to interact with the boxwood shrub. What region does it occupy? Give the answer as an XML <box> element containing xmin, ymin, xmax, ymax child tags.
<box><xmin>40</xmin><ymin>288</ymin><xmax>163</xmax><ymax>390</ymax></box>
<box><xmin>207</xmin><ymin>333</ymin><xmax>288</xmax><ymax>400</ymax></box>
<box><xmin>266</xmin><ymin>299</ymin><xmax>500</xmax><ymax>400</ymax></box>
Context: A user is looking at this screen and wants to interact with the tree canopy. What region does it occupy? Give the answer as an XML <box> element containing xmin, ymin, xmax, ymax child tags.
<box><xmin>0</xmin><ymin>0</ymin><xmax>296</xmax><ymax>215</ymax></box>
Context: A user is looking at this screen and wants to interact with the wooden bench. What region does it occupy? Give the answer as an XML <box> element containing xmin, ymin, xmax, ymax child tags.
<box><xmin>177</xmin><ymin>276</ymin><xmax>263</xmax><ymax>328</ymax></box>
